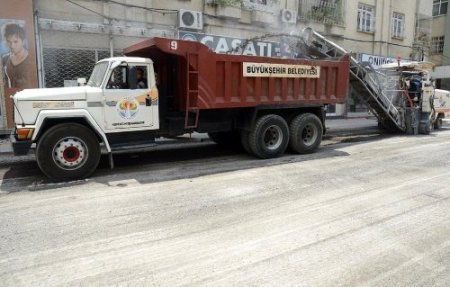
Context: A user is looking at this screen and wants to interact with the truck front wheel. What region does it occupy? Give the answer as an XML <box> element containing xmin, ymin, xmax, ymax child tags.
<box><xmin>289</xmin><ymin>113</ymin><xmax>323</xmax><ymax>154</ymax></box>
<box><xmin>248</xmin><ymin>114</ymin><xmax>289</xmax><ymax>158</ymax></box>
<box><xmin>36</xmin><ymin>123</ymin><xmax>101</xmax><ymax>181</ymax></box>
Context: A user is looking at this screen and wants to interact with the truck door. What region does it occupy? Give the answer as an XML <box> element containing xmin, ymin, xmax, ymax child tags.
<box><xmin>103</xmin><ymin>63</ymin><xmax>158</xmax><ymax>131</ymax></box>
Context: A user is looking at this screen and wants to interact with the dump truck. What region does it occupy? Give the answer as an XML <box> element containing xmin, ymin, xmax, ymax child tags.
<box><xmin>11</xmin><ymin>37</ymin><xmax>350</xmax><ymax>181</ymax></box>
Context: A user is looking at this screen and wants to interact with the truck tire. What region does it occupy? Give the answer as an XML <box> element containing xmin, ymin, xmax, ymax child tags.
<box><xmin>289</xmin><ymin>113</ymin><xmax>323</xmax><ymax>154</ymax></box>
<box><xmin>248</xmin><ymin>114</ymin><xmax>289</xmax><ymax>159</ymax></box>
<box><xmin>434</xmin><ymin>117</ymin><xmax>443</xmax><ymax>130</ymax></box>
<box><xmin>36</xmin><ymin>123</ymin><xmax>101</xmax><ymax>181</ymax></box>
<box><xmin>419</xmin><ymin>120</ymin><xmax>431</xmax><ymax>135</ymax></box>
<box><xmin>208</xmin><ymin>131</ymin><xmax>242</xmax><ymax>150</ymax></box>
<box><xmin>378</xmin><ymin>120</ymin><xmax>398</xmax><ymax>133</ymax></box>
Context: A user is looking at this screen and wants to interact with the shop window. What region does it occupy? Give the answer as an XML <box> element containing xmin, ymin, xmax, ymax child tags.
<box><xmin>42</xmin><ymin>48</ymin><xmax>121</xmax><ymax>88</ymax></box>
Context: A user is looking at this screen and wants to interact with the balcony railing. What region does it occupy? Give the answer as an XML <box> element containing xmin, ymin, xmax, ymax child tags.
<box><xmin>298</xmin><ymin>0</ymin><xmax>346</xmax><ymax>26</ymax></box>
<box><xmin>242</xmin><ymin>0</ymin><xmax>280</xmax><ymax>13</ymax></box>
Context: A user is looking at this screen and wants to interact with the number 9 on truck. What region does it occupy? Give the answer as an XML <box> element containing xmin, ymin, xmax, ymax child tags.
<box><xmin>170</xmin><ymin>41</ymin><xmax>178</xmax><ymax>50</ymax></box>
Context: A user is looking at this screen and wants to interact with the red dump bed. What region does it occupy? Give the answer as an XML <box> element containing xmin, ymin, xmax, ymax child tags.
<box><xmin>124</xmin><ymin>37</ymin><xmax>350</xmax><ymax>110</ymax></box>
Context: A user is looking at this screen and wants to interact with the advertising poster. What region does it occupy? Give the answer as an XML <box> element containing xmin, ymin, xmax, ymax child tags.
<box><xmin>0</xmin><ymin>0</ymin><xmax>37</xmax><ymax>129</ymax></box>
<box><xmin>0</xmin><ymin>19</ymin><xmax>32</xmax><ymax>90</ymax></box>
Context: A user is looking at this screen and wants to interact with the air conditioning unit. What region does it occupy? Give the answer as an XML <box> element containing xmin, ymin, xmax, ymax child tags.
<box><xmin>281</xmin><ymin>9</ymin><xmax>297</xmax><ymax>24</ymax></box>
<box><xmin>178</xmin><ymin>9</ymin><xmax>203</xmax><ymax>30</ymax></box>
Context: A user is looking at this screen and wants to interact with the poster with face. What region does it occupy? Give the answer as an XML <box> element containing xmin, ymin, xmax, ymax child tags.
<box><xmin>0</xmin><ymin>0</ymin><xmax>37</xmax><ymax>128</ymax></box>
<box><xmin>0</xmin><ymin>19</ymin><xmax>31</xmax><ymax>89</ymax></box>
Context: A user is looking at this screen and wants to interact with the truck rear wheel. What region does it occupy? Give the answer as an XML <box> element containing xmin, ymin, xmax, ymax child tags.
<box><xmin>289</xmin><ymin>113</ymin><xmax>323</xmax><ymax>154</ymax></box>
<box><xmin>248</xmin><ymin>114</ymin><xmax>289</xmax><ymax>158</ymax></box>
<box><xmin>36</xmin><ymin>123</ymin><xmax>101</xmax><ymax>181</ymax></box>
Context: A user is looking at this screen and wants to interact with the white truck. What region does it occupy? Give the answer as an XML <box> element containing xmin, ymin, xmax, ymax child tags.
<box><xmin>433</xmin><ymin>88</ymin><xmax>450</xmax><ymax>129</ymax></box>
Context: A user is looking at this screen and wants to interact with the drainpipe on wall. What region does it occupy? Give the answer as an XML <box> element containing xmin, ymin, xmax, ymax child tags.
<box><xmin>386</xmin><ymin>0</ymin><xmax>392</xmax><ymax>57</ymax></box>
<box><xmin>33</xmin><ymin>9</ymin><xmax>45</xmax><ymax>88</ymax></box>
<box><xmin>415</xmin><ymin>0</ymin><xmax>420</xmax><ymax>61</ymax></box>
<box><xmin>379</xmin><ymin>0</ymin><xmax>385</xmax><ymax>55</ymax></box>
<box><xmin>103</xmin><ymin>3</ymin><xmax>114</xmax><ymax>58</ymax></box>
<box><xmin>0</xmin><ymin>57</ymin><xmax>5</xmax><ymax>129</ymax></box>
<box><xmin>109</xmin><ymin>34</ymin><xmax>114</xmax><ymax>57</ymax></box>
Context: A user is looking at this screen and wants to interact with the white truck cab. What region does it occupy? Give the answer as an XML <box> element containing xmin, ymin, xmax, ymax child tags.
<box><xmin>11</xmin><ymin>57</ymin><xmax>159</xmax><ymax>180</ymax></box>
<box><xmin>433</xmin><ymin>89</ymin><xmax>450</xmax><ymax>129</ymax></box>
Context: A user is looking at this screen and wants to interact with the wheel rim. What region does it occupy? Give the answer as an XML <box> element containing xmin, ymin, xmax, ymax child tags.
<box><xmin>52</xmin><ymin>137</ymin><xmax>88</xmax><ymax>170</ymax></box>
<box><xmin>263</xmin><ymin>125</ymin><xmax>283</xmax><ymax>150</ymax></box>
<box><xmin>302</xmin><ymin>123</ymin><xmax>318</xmax><ymax>146</ymax></box>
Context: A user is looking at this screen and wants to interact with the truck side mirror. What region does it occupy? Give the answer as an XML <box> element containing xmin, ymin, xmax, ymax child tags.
<box><xmin>77</xmin><ymin>78</ymin><xmax>86</xmax><ymax>86</ymax></box>
<box><xmin>128</xmin><ymin>66</ymin><xmax>137</xmax><ymax>90</ymax></box>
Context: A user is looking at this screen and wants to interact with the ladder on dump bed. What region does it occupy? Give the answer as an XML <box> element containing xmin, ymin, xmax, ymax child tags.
<box><xmin>300</xmin><ymin>28</ymin><xmax>406</xmax><ymax>132</ymax></box>
<box><xmin>185</xmin><ymin>52</ymin><xmax>200</xmax><ymax>129</ymax></box>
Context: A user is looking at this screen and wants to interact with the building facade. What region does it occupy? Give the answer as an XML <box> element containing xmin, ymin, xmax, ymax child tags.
<box><xmin>429</xmin><ymin>0</ymin><xmax>450</xmax><ymax>89</ymax></box>
<box><xmin>0</xmin><ymin>0</ymin><xmax>433</xmax><ymax>129</ymax></box>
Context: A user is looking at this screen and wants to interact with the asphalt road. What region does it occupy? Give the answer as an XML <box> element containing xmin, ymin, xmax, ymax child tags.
<box><xmin>1</xmin><ymin>121</ymin><xmax>450</xmax><ymax>286</ymax></box>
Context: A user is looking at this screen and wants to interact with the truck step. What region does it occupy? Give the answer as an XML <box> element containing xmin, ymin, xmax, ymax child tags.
<box><xmin>110</xmin><ymin>140</ymin><xmax>157</xmax><ymax>154</ymax></box>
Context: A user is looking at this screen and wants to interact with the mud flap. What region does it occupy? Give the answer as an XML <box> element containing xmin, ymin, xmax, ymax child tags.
<box><xmin>419</xmin><ymin>112</ymin><xmax>432</xmax><ymax>135</ymax></box>
<box><xmin>108</xmin><ymin>153</ymin><xmax>114</xmax><ymax>169</ymax></box>
<box><xmin>405</xmin><ymin>107</ymin><xmax>420</xmax><ymax>135</ymax></box>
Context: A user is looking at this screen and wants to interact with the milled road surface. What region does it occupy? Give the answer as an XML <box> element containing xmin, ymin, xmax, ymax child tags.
<box><xmin>1</xmin><ymin>125</ymin><xmax>450</xmax><ymax>286</ymax></box>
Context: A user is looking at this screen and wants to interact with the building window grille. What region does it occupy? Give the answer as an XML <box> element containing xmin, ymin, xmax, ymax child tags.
<box><xmin>249</xmin><ymin>0</ymin><xmax>267</xmax><ymax>4</ymax></box>
<box><xmin>42</xmin><ymin>48</ymin><xmax>121</xmax><ymax>88</ymax></box>
<box><xmin>243</xmin><ymin>0</ymin><xmax>279</xmax><ymax>12</ymax></box>
<box><xmin>392</xmin><ymin>12</ymin><xmax>405</xmax><ymax>39</ymax></box>
<box><xmin>433</xmin><ymin>0</ymin><xmax>448</xmax><ymax>16</ymax></box>
<box><xmin>431</xmin><ymin>36</ymin><xmax>445</xmax><ymax>54</ymax></box>
<box><xmin>357</xmin><ymin>3</ymin><xmax>375</xmax><ymax>32</ymax></box>
<box><xmin>298</xmin><ymin>0</ymin><xmax>346</xmax><ymax>26</ymax></box>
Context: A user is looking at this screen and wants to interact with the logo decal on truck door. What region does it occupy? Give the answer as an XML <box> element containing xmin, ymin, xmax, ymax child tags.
<box><xmin>116</xmin><ymin>98</ymin><xmax>139</xmax><ymax>119</ymax></box>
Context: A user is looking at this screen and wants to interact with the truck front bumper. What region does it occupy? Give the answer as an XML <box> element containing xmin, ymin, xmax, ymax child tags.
<box><xmin>10</xmin><ymin>133</ymin><xmax>32</xmax><ymax>156</ymax></box>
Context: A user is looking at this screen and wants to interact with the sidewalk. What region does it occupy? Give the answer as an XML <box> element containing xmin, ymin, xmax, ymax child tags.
<box><xmin>0</xmin><ymin>137</ymin><xmax>12</xmax><ymax>154</ymax></box>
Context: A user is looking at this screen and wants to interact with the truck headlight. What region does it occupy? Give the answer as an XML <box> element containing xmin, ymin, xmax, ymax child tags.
<box><xmin>16</xmin><ymin>128</ymin><xmax>34</xmax><ymax>140</ymax></box>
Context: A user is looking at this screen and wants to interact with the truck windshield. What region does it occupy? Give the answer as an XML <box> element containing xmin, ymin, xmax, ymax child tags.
<box><xmin>87</xmin><ymin>62</ymin><xmax>109</xmax><ymax>87</ymax></box>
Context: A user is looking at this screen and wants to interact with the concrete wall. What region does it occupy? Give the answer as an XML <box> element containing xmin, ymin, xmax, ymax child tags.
<box><xmin>426</xmin><ymin>0</ymin><xmax>450</xmax><ymax>89</ymax></box>
<box><xmin>430</xmin><ymin>15</ymin><xmax>446</xmax><ymax>65</ymax></box>
<box><xmin>34</xmin><ymin>0</ymin><xmax>419</xmax><ymax>55</ymax></box>
<box><xmin>341</xmin><ymin>0</ymin><xmax>416</xmax><ymax>59</ymax></box>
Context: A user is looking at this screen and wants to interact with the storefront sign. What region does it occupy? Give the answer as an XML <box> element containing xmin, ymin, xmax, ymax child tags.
<box><xmin>359</xmin><ymin>53</ymin><xmax>411</xmax><ymax>68</ymax></box>
<box><xmin>179</xmin><ymin>31</ymin><xmax>291</xmax><ymax>58</ymax></box>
